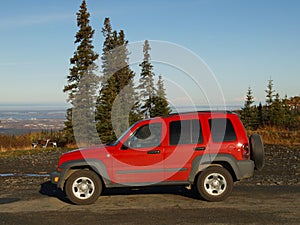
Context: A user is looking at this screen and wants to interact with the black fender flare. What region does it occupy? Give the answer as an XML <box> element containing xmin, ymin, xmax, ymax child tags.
<box><xmin>58</xmin><ymin>159</ymin><xmax>111</xmax><ymax>189</ymax></box>
<box><xmin>188</xmin><ymin>154</ymin><xmax>254</xmax><ymax>183</ymax></box>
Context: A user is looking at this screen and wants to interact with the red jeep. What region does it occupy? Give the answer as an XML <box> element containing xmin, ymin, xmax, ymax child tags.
<box><xmin>51</xmin><ymin>111</ymin><xmax>264</xmax><ymax>204</ymax></box>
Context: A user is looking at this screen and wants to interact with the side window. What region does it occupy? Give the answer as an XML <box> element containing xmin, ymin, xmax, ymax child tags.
<box><xmin>209</xmin><ymin>118</ymin><xmax>237</xmax><ymax>142</ymax></box>
<box><xmin>169</xmin><ymin>119</ymin><xmax>203</xmax><ymax>145</ymax></box>
<box><xmin>127</xmin><ymin>123</ymin><xmax>162</xmax><ymax>148</ymax></box>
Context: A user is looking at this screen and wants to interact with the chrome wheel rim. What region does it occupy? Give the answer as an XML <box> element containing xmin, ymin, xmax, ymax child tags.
<box><xmin>72</xmin><ymin>176</ymin><xmax>95</xmax><ymax>199</ymax></box>
<box><xmin>203</xmin><ymin>172</ymin><xmax>227</xmax><ymax>196</ymax></box>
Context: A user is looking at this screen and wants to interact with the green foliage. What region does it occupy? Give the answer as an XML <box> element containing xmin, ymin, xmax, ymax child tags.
<box><xmin>265</xmin><ymin>78</ymin><xmax>275</xmax><ymax>105</ymax></box>
<box><xmin>63</xmin><ymin>0</ymin><xmax>99</xmax><ymax>146</ymax></box>
<box><xmin>62</xmin><ymin>5</ymin><xmax>172</xmax><ymax>145</ymax></box>
<box><xmin>240</xmin><ymin>80</ymin><xmax>300</xmax><ymax>131</ymax></box>
<box><xmin>138</xmin><ymin>41</ymin><xmax>171</xmax><ymax>118</ymax></box>
<box><xmin>63</xmin><ymin>108</ymin><xmax>75</xmax><ymax>144</ymax></box>
<box><xmin>95</xmin><ymin>18</ymin><xmax>141</xmax><ymax>144</ymax></box>
<box><xmin>240</xmin><ymin>87</ymin><xmax>256</xmax><ymax>129</ymax></box>
<box><xmin>63</xmin><ymin>0</ymin><xmax>99</xmax><ymax>101</ymax></box>
<box><xmin>150</xmin><ymin>75</ymin><xmax>172</xmax><ymax>117</ymax></box>
<box><xmin>138</xmin><ymin>40</ymin><xmax>156</xmax><ymax>116</ymax></box>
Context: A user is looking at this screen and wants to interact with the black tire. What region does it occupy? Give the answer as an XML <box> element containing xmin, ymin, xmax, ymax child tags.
<box><xmin>196</xmin><ymin>166</ymin><xmax>233</xmax><ymax>202</ymax></box>
<box><xmin>65</xmin><ymin>170</ymin><xmax>102</xmax><ymax>205</ymax></box>
<box><xmin>249</xmin><ymin>134</ymin><xmax>265</xmax><ymax>171</ymax></box>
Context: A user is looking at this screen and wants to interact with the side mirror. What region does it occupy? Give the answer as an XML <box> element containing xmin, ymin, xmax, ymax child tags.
<box><xmin>121</xmin><ymin>139</ymin><xmax>131</xmax><ymax>150</ymax></box>
<box><xmin>121</xmin><ymin>144</ymin><xmax>129</xmax><ymax>150</ymax></box>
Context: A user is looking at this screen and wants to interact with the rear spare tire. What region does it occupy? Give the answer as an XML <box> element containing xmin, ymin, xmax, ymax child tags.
<box><xmin>249</xmin><ymin>134</ymin><xmax>265</xmax><ymax>171</ymax></box>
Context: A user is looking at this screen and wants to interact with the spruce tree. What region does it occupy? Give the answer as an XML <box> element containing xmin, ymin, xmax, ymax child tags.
<box><xmin>265</xmin><ymin>78</ymin><xmax>275</xmax><ymax>106</ymax></box>
<box><xmin>63</xmin><ymin>0</ymin><xmax>99</xmax><ymax>146</ymax></box>
<box><xmin>63</xmin><ymin>108</ymin><xmax>75</xmax><ymax>144</ymax></box>
<box><xmin>96</xmin><ymin>18</ymin><xmax>140</xmax><ymax>143</ymax></box>
<box><xmin>151</xmin><ymin>75</ymin><xmax>171</xmax><ymax>117</ymax></box>
<box><xmin>138</xmin><ymin>40</ymin><xmax>156</xmax><ymax>117</ymax></box>
<box><xmin>257</xmin><ymin>102</ymin><xmax>263</xmax><ymax>127</ymax></box>
<box><xmin>240</xmin><ymin>87</ymin><xmax>255</xmax><ymax>129</ymax></box>
<box><xmin>271</xmin><ymin>93</ymin><xmax>283</xmax><ymax>126</ymax></box>
<box><xmin>264</xmin><ymin>78</ymin><xmax>276</xmax><ymax>126</ymax></box>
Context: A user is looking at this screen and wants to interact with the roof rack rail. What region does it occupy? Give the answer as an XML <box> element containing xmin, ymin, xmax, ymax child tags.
<box><xmin>168</xmin><ymin>110</ymin><xmax>233</xmax><ymax>116</ymax></box>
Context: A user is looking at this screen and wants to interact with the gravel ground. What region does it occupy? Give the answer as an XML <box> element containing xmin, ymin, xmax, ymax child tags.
<box><xmin>0</xmin><ymin>144</ymin><xmax>299</xmax><ymax>191</ymax></box>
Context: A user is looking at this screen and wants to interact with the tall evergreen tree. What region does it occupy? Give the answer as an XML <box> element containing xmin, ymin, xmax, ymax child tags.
<box><xmin>264</xmin><ymin>78</ymin><xmax>276</xmax><ymax>126</ymax></box>
<box><xmin>95</xmin><ymin>18</ymin><xmax>140</xmax><ymax>143</ymax></box>
<box><xmin>265</xmin><ymin>78</ymin><xmax>275</xmax><ymax>106</ymax></box>
<box><xmin>257</xmin><ymin>102</ymin><xmax>263</xmax><ymax>127</ymax></box>
<box><xmin>271</xmin><ymin>92</ymin><xmax>283</xmax><ymax>126</ymax></box>
<box><xmin>138</xmin><ymin>40</ymin><xmax>156</xmax><ymax>117</ymax></box>
<box><xmin>63</xmin><ymin>108</ymin><xmax>75</xmax><ymax>144</ymax></box>
<box><xmin>151</xmin><ymin>75</ymin><xmax>171</xmax><ymax>117</ymax></box>
<box><xmin>240</xmin><ymin>87</ymin><xmax>255</xmax><ymax>129</ymax></box>
<box><xmin>63</xmin><ymin>0</ymin><xmax>99</xmax><ymax>146</ymax></box>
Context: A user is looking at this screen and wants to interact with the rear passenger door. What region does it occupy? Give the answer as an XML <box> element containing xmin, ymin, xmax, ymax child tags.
<box><xmin>207</xmin><ymin>117</ymin><xmax>238</xmax><ymax>155</ymax></box>
<box><xmin>164</xmin><ymin>119</ymin><xmax>206</xmax><ymax>182</ymax></box>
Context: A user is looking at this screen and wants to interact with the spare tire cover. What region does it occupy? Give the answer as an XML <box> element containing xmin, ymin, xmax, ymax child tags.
<box><xmin>250</xmin><ymin>134</ymin><xmax>265</xmax><ymax>171</ymax></box>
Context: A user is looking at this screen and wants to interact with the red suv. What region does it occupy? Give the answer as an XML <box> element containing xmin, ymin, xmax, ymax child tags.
<box><xmin>51</xmin><ymin>111</ymin><xmax>264</xmax><ymax>204</ymax></box>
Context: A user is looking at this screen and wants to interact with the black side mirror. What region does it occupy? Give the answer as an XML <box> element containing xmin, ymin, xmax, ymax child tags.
<box><xmin>121</xmin><ymin>144</ymin><xmax>129</xmax><ymax>150</ymax></box>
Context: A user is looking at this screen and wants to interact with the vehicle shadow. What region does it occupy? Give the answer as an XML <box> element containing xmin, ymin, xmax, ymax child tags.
<box><xmin>39</xmin><ymin>181</ymin><xmax>71</xmax><ymax>204</ymax></box>
<box><xmin>39</xmin><ymin>181</ymin><xmax>201</xmax><ymax>204</ymax></box>
<box><xmin>102</xmin><ymin>185</ymin><xmax>200</xmax><ymax>200</ymax></box>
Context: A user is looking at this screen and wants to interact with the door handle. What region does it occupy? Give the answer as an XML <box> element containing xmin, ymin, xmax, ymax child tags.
<box><xmin>194</xmin><ymin>147</ymin><xmax>206</xmax><ymax>151</ymax></box>
<box><xmin>147</xmin><ymin>150</ymin><xmax>160</xmax><ymax>154</ymax></box>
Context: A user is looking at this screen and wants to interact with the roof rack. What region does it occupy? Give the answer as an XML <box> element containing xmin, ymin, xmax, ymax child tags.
<box><xmin>168</xmin><ymin>110</ymin><xmax>233</xmax><ymax>116</ymax></box>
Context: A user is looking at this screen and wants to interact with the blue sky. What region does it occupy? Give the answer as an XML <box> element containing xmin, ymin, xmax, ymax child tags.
<box><xmin>0</xmin><ymin>0</ymin><xmax>299</xmax><ymax>108</ymax></box>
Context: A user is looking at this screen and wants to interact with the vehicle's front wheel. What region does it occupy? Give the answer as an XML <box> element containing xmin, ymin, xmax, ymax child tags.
<box><xmin>65</xmin><ymin>170</ymin><xmax>102</xmax><ymax>205</ymax></box>
<box><xmin>196</xmin><ymin>166</ymin><xmax>233</xmax><ymax>202</ymax></box>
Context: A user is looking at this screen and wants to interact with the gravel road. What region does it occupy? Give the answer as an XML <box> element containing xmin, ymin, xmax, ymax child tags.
<box><xmin>0</xmin><ymin>144</ymin><xmax>299</xmax><ymax>224</ymax></box>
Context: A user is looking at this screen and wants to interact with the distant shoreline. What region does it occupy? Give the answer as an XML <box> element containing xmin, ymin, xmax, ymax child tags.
<box><xmin>0</xmin><ymin>104</ymin><xmax>242</xmax><ymax>112</ymax></box>
<box><xmin>0</xmin><ymin>103</ymin><xmax>69</xmax><ymax>111</ymax></box>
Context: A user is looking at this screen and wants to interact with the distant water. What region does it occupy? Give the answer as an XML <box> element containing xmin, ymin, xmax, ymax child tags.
<box><xmin>0</xmin><ymin>110</ymin><xmax>66</xmax><ymax>120</ymax></box>
<box><xmin>0</xmin><ymin>103</ymin><xmax>69</xmax><ymax>111</ymax></box>
<box><xmin>0</xmin><ymin>103</ymin><xmax>68</xmax><ymax>120</ymax></box>
<box><xmin>0</xmin><ymin>105</ymin><xmax>67</xmax><ymax>134</ymax></box>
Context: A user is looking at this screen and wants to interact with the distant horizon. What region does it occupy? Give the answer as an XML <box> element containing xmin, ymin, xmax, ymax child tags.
<box><xmin>0</xmin><ymin>102</ymin><xmax>243</xmax><ymax>112</ymax></box>
<box><xmin>0</xmin><ymin>102</ymin><xmax>69</xmax><ymax>111</ymax></box>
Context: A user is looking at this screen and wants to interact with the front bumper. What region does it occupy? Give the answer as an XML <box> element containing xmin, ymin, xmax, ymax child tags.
<box><xmin>51</xmin><ymin>171</ymin><xmax>61</xmax><ymax>186</ymax></box>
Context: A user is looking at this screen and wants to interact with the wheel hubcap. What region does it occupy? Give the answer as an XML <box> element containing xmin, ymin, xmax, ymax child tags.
<box><xmin>72</xmin><ymin>177</ymin><xmax>95</xmax><ymax>199</ymax></box>
<box><xmin>204</xmin><ymin>173</ymin><xmax>227</xmax><ymax>196</ymax></box>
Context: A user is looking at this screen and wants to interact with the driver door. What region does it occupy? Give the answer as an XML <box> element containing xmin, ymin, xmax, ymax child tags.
<box><xmin>112</xmin><ymin>122</ymin><xmax>165</xmax><ymax>184</ymax></box>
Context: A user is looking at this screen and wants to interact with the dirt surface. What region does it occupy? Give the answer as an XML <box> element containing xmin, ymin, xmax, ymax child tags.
<box><xmin>0</xmin><ymin>145</ymin><xmax>299</xmax><ymax>224</ymax></box>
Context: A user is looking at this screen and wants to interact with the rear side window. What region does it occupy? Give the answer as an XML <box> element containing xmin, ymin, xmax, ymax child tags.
<box><xmin>209</xmin><ymin>118</ymin><xmax>236</xmax><ymax>142</ymax></box>
<box><xmin>169</xmin><ymin>119</ymin><xmax>203</xmax><ymax>145</ymax></box>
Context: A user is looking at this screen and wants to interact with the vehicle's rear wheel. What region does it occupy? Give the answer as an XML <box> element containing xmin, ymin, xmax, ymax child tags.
<box><xmin>65</xmin><ymin>170</ymin><xmax>102</xmax><ymax>205</ymax></box>
<box><xmin>196</xmin><ymin>166</ymin><xmax>233</xmax><ymax>202</ymax></box>
<box><xmin>249</xmin><ymin>134</ymin><xmax>265</xmax><ymax>171</ymax></box>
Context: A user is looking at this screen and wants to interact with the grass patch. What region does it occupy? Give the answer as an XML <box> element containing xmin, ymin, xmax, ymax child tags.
<box><xmin>248</xmin><ymin>126</ymin><xmax>299</xmax><ymax>146</ymax></box>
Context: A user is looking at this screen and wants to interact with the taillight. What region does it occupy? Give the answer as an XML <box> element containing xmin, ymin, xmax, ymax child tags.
<box><xmin>242</xmin><ymin>143</ymin><xmax>250</xmax><ymax>159</ymax></box>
